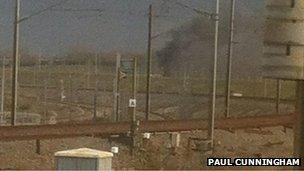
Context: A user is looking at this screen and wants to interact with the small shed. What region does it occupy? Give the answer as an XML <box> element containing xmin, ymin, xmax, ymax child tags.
<box><xmin>55</xmin><ymin>148</ymin><xmax>113</xmax><ymax>170</ymax></box>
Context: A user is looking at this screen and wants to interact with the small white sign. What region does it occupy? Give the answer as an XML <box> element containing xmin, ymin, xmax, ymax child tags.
<box><xmin>129</xmin><ymin>99</ymin><xmax>136</xmax><ymax>107</ymax></box>
<box><xmin>143</xmin><ymin>133</ymin><xmax>151</xmax><ymax>139</ymax></box>
<box><xmin>61</xmin><ymin>92</ymin><xmax>66</xmax><ymax>99</ymax></box>
<box><xmin>111</xmin><ymin>146</ymin><xmax>119</xmax><ymax>154</ymax></box>
<box><xmin>232</xmin><ymin>92</ymin><xmax>243</xmax><ymax>97</ymax></box>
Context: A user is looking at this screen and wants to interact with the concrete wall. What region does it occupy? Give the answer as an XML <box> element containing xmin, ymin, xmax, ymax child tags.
<box><xmin>263</xmin><ymin>0</ymin><xmax>304</xmax><ymax>79</ymax></box>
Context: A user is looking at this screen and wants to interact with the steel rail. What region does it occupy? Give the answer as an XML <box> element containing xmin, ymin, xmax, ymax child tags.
<box><xmin>18</xmin><ymin>84</ymin><xmax>296</xmax><ymax>103</ymax></box>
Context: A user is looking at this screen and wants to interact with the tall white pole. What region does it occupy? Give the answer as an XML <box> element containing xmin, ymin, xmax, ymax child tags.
<box><xmin>145</xmin><ymin>5</ymin><xmax>153</xmax><ymax>121</ymax></box>
<box><xmin>11</xmin><ymin>0</ymin><xmax>20</xmax><ymax>126</ymax></box>
<box><xmin>208</xmin><ymin>0</ymin><xmax>220</xmax><ymax>149</ymax></box>
<box><xmin>225</xmin><ymin>0</ymin><xmax>235</xmax><ymax>118</ymax></box>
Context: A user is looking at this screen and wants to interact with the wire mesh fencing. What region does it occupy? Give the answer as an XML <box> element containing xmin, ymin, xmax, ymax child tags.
<box><xmin>0</xmin><ymin>0</ymin><xmax>294</xmax><ymax>126</ymax></box>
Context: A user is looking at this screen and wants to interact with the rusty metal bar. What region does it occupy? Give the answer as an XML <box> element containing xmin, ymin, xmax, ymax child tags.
<box><xmin>0</xmin><ymin>114</ymin><xmax>294</xmax><ymax>142</ymax></box>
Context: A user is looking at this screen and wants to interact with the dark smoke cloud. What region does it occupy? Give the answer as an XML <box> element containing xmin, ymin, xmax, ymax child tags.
<box><xmin>156</xmin><ymin>1</ymin><xmax>264</xmax><ymax>80</ymax></box>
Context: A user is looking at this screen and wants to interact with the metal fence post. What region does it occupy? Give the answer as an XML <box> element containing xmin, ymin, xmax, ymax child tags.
<box><xmin>208</xmin><ymin>0</ymin><xmax>220</xmax><ymax>149</ymax></box>
<box><xmin>93</xmin><ymin>53</ymin><xmax>99</xmax><ymax>121</ymax></box>
<box><xmin>11</xmin><ymin>0</ymin><xmax>20</xmax><ymax>126</ymax></box>
<box><xmin>294</xmin><ymin>81</ymin><xmax>304</xmax><ymax>168</ymax></box>
<box><xmin>225</xmin><ymin>0</ymin><xmax>235</xmax><ymax>118</ymax></box>
<box><xmin>276</xmin><ymin>79</ymin><xmax>281</xmax><ymax>114</ymax></box>
<box><xmin>145</xmin><ymin>5</ymin><xmax>153</xmax><ymax>121</ymax></box>
<box><xmin>113</xmin><ymin>53</ymin><xmax>121</xmax><ymax>122</ymax></box>
<box><xmin>0</xmin><ymin>56</ymin><xmax>5</xmax><ymax>124</ymax></box>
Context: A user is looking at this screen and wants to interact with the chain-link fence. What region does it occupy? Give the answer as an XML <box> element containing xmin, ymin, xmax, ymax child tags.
<box><xmin>0</xmin><ymin>0</ymin><xmax>294</xmax><ymax>126</ymax></box>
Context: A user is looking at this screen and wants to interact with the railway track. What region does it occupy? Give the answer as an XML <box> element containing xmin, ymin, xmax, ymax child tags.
<box><xmin>15</xmin><ymin>83</ymin><xmax>295</xmax><ymax>121</ymax></box>
<box><xmin>19</xmin><ymin>93</ymin><xmax>174</xmax><ymax>121</ymax></box>
<box><xmin>19</xmin><ymin>84</ymin><xmax>295</xmax><ymax>103</ymax></box>
<box><xmin>17</xmin><ymin>85</ymin><xmax>292</xmax><ymax>122</ymax></box>
<box><xmin>1</xmin><ymin>84</ymin><xmax>292</xmax><ymax>142</ymax></box>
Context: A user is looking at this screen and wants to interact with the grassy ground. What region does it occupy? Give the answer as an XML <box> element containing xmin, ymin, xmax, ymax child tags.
<box><xmin>11</xmin><ymin>64</ymin><xmax>296</xmax><ymax>99</ymax></box>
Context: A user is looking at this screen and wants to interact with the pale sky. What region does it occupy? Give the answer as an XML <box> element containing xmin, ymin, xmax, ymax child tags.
<box><xmin>0</xmin><ymin>0</ymin><xmax>264</xmax><ymax>56</ymax></box>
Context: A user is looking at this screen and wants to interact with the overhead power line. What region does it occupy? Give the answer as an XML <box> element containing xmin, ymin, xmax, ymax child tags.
<box><xmin>50</xmin><ymin>8</ymin><xmax>103</xmax><ymax>12</ymax></box>
<box><xmin>50</xmin><ymin>7</ymin><xmax>104</xmax><ymax>20</ymax></box>
<box><xmin>173</xmin><ymin>1</ymin><xmax>214</xmax><ymax>19</ymax></box>
<box><xmin>18</xmin><ymin>0</ymin><xmax>69</xmax><ymax>23</ymax></box>
<box><xmin>151</xmin><ymin>30</ymin><xmax>171</xmax><ymax>40</ymax></box>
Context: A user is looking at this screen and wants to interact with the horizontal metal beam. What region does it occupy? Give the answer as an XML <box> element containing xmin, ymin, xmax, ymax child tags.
<box><xmin>267</xmin><ymin>17</ymin><xmax>304</xmax><ymax>23</ymax></box>
<box><xmin>264</xmin><ymin>41</ymin><xmax>304</xmax><ymax>47</ymax></box>
<box><xmin>0</xmin><ymin>114</ymin><xmax>294</xmax><ymax>141</ymax></box>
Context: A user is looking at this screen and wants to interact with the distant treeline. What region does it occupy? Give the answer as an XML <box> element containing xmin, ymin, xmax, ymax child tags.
<box><xmin>1</xmin><ymin>49</ymin><xmax>146</xmax><ymax>69</ymax></box>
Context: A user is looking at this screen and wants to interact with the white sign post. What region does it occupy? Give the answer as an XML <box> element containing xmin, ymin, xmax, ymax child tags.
<box><xmin>129</xmin><ymin>99</ymin><xmax>136</xmax><ymax>108</ymax></box>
